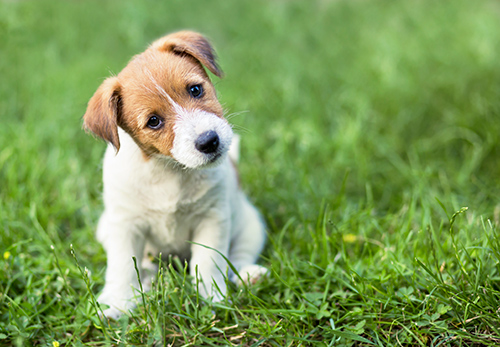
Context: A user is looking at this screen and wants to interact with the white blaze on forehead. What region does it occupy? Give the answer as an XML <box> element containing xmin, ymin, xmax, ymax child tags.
<box><xmin>144</xmin><ymin>68</ymin><xmax>197</xmax><ymax>118</ymax></box>
<box><xmin>144</xmin><ymin>69</ymin><xmax>183</xmax><ymax>113</ymax></box>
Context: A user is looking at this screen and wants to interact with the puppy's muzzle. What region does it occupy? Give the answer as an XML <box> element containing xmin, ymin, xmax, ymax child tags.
<box><xmin>195</xmin><ymin>130</ymin><xmax>220</xmax><ymax>154</ymax></box>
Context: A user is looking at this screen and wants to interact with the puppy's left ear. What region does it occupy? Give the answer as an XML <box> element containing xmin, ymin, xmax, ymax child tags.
<box><xmin>151</xmin><ymin>31</ymin><xmax>223</xmax><ymax>78</ymax></box>
<box><xmin>83</xmin><ymin>77</ymin><xmax>122</xmax><ymax>151</ymax></box>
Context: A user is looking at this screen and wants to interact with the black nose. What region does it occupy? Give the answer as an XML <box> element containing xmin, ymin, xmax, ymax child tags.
<box><xmin>195</xmin><ymin>130</ymin><xmax>220</xmax><ymax>154</ymax></box>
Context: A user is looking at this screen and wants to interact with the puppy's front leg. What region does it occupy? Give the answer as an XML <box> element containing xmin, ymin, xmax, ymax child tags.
<box><xmin>96</xmin><ymin>213</ymin><xmax>145</xmax><ymax>319</ymax></box>
<box><xmin>190</xmin><ymin>210</ymin><xmax>230</xmax><ymax>301</ymax></box>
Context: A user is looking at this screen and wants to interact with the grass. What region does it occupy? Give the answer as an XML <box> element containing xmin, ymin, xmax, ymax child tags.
<box><xmin>1</xmin><ymin>0</ymin><xmax>500</xmax><ymax>345</ymax></box>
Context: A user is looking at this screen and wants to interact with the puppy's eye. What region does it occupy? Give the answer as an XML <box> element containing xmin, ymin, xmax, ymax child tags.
<box><xmin>188</xmin><ymin>84</ymin><xmax>204</xmax><ymax>98</ymax></box>
<box><xmin>147</xmin><ymin>115</ymin><xmax>163</xmax><ymax>129</ymax></box>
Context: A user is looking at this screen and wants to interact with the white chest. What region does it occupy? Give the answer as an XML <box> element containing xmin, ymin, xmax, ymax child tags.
<box><xmin>100</xmin><ymin>138</ymin><xmax>227</xmax><ymax>250</ymax></box>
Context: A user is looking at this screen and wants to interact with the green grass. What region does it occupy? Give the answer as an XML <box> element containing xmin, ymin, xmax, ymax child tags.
<box><xmin>1</xmin><ymin>0</ymin><xmax>500</xmax><ymax>345</ymax></box>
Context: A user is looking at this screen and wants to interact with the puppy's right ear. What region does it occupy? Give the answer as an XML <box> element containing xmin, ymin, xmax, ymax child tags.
<box><xmin>83</xmin><ymin>77</ymin><xmax>122</xmax><ymax>151</ymax></box>
<box><xmin>151</xmin><ymin>31</ymin><xmax>223</xmax><ymax>78</ymax></box>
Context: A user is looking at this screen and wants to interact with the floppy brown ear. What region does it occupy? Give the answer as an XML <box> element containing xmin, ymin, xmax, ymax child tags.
<box><xmin>83</xmin><ymin>77</ymin><xmax>122</xmax><ymax>151</ymax></box>
<box><xmin>151</xmin><ymin>31</ymin><xmax>223</xmax><ymax>77</ymax></box>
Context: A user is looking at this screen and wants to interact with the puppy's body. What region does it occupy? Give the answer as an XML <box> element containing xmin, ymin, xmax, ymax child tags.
<box><xmin>84</xmin><ymin>32</ymin><xmax>266</xmax><ymax>318</ymax></box>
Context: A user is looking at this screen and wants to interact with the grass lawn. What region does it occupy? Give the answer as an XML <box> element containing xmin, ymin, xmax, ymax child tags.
<box><xmin>2</xmin><ymin>0</ymin><xmax>500</xmax><ymax>345</ymax></box>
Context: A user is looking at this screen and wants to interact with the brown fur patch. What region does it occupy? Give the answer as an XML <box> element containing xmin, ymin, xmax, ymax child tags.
<box><xmin>151</xmin><ymin>31</ymin><xmax>223</xmax><ymax>78</ymax></box>
<box><xmin>83</xmin><ymin>77</ymin><xmax>122</xmax><ymax>150</ymax></box>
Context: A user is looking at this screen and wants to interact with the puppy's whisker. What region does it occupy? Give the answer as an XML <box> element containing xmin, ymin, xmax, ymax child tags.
<box><xmin>225</xmin><ymin>111</ymin><xmax>251</xmax><ymax>134</ymax></box>
<box><xmin>229</xmin><ymin>124</ymin><xmax>251</xmax><ymax>135</ymax></box>
<box><xmin>224</xmin><ymin>110</ymin><xmax>249</xmax><ymax>121</ymax></box>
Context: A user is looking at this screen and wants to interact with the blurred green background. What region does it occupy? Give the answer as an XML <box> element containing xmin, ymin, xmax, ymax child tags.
<box><xmin>1</xmin><ymin>0</ymin><xmax>500</xmax><ymax>344</ymax></box>
<box><xmin>2</xmin><ymin>0</ymin><xmax>499</xmax><ymax>221</ymax></box>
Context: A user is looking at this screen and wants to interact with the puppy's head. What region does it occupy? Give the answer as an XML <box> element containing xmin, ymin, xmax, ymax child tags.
<box><xmin>83</xmin><ymin>31</ymin><xmax>232</xmax><ymax>169</ymax></box>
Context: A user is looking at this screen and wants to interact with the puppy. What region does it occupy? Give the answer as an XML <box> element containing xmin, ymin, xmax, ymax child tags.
<box><xmin>83</xmin><ymin>31</ymin><xmax>267</xmax><ymax>319</ymax></box>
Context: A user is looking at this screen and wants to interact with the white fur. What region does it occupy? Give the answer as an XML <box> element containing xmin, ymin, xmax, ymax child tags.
<box><xmin>96</xmin><ymin>128</ymin><xmax>266</xmax><ymax>319</ymax></box>
<box><xmin>171</xmin><ymin>111</ymin><xmax>233</xmax><ymax>168</ymax></box>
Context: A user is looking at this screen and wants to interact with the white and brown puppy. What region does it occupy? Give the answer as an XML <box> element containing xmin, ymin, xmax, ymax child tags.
<box><xmin>83</xmin><ymin>31</ymin><xmax>267</xmax><ymax>319</ymax></box>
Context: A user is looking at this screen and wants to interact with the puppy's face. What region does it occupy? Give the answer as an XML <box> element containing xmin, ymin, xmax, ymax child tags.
<box><xmin>83</xmin><ymin>31</ymin><xmax>232</xmax><ymax>169</ymax></box>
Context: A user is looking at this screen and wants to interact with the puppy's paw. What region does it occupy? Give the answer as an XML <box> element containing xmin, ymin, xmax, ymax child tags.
<box><xmin>99</xmin><ymin>306</ymin><xmax>126</xmax><ymax>320</ymax></box>
<box><xmin>97</xmin><ymin>289</ymin><xmax>135</xmax><ymax>319</ymax></box>
<box><xmin>98</xmin><ymin>300</ymin><xmax>135</xmax><ymax>320</ymax></box>
<box><xmin>196</xmin><ymin>277</ymin><xmax>227</xmax><ymax>302</ymax></box>
<box><xmin>235</xmin><ymin>264</ymin><xmax>269</xmax><ymax>286</ymax></box>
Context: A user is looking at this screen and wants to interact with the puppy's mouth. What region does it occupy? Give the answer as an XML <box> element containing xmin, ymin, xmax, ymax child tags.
<box><xmin>195</xmin><ymin>151</ymin><xmax>225</xmax><ymax>169</ymax></box>
<box><xmin>155</xmin><ymin>151</ymin><xmax>225</xmax><ymax>170</ymax></box>
<box><xmin>208</xmin><ymin>152</ymin><xmax>222</xmax><ymax>163</ymax></box>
